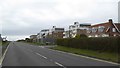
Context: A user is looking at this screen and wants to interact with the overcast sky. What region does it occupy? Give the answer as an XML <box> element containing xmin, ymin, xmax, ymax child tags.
<box><xmin>0</xmin><ymin>0</ymin><xmax>119</xmax><ymax>41</ymax></box>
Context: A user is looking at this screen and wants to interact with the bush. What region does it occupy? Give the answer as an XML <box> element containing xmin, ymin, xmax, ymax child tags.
<box><xmin>80</xmin><ymin>34</ymin><xmax>88</xmax><ymax>38</ymax></box>
<box><xmin>75</xmin><ymin>34</ymin><xmax>88</xmax><ymax>39</ymax></box>
<box><xmin>56</xmin><ymin>37</ymin><xmax>120</xmax><ymax>53</ymax></box>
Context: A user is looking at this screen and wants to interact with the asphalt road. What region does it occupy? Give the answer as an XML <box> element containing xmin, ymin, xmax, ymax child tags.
<box><xmin>2</xmin><ymin>42</ymin><xmax>119</xmax><ymax>67</ymax></box>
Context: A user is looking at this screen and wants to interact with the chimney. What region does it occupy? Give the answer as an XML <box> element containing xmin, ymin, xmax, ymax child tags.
<box><xmin>74</xmin><ymin>22</ymin><xmax>79</xmax><ymax>25</ymax></box>
<box><xmin>53</xmin><ymin>26</ymin><xmax>56</xmax><ymax>28</ymax></box>
<box><xmin>108</xmin><ymin>19</ymin><xmax>113</xmax><ymax>23</ymax></box>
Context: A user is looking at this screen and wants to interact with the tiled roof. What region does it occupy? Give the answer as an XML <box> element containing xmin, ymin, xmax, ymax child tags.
<box><xmin>115</xmin><ymin>23</ymin><xmax>120</xmax><ymax>31</ymax></box>
<box><xmin>90</xmin><ymin>22</ymin><xmax>109</xmax><ymax>27</ymax></box>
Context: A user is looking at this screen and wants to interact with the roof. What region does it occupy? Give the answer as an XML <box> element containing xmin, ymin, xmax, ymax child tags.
<box><xmin>80</xmin><ymin>24</ymin><xmax>91</xmax><ymax>27</ymax></box>
<box><xmin>55</xmin><ymin>28</ymin><xmax>64</xmax><ymax>30</ymax></box>
<box><xmin>115</xmin><ymin>23</ymin><xmax>120</xmax><ymax>31</ymax></box>
<box><xmin>30</xmin><ymin>35</ymin><xmax>37</xmax><ymax>37</ymax></box>
<box><xmin>90</xmin><ymin>21</ymin><xmax>120</xmax><ymax>33</ymax></box>
<box><xmin>41</xmin><ymin>29</ymin><xmax>49</xmax><ymax>32</ymax></box>
<box><xmin>90</xmin><ymin>22</ymin><xmax>109</xmax><ymax>27</ymax></box>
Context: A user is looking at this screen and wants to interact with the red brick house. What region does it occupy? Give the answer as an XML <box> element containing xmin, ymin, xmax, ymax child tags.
<box><xmin>87</xmin><ymin>19</ymin><xmax>120</xmax><ymax>37</ymax></box>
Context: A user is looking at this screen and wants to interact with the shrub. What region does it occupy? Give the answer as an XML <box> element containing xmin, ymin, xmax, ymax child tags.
<box><xmin>80</xmin><ymin>34</ymin><xmax>88</xmax><ymax>38</ymax></box>
<box><xmin>56</xmin><ymin>37</ymin><xmax>120</xmax><ymax>53</ymax></box>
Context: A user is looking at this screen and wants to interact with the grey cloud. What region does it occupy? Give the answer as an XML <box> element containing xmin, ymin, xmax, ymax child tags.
<box><xmin>1</xmin><ymin>0</ymin><xmax>119</xmax><ymax>41</ymax></box>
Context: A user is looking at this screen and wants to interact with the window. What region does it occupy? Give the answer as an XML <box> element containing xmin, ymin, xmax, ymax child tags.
<box><xmin>98</xmin><ymin>26</ymin><xmax>105</xmax><ymax>32</ymax></box>
<box><xmin>87</xmin><ymin>28</ymin><xmax>92</xmax><ymax>33</ymax></box>
<box><xmin>92</xmin><ymin>27</ymin><xmax>97</xmax><ymax>33</ymax></box>
<box><xmin>114</xmin><ymin>34</ymin><xmax>116</xmax><ymax>36</ymax></box>
<box><xmin>112</xmin><ymin>28</ymin><xmax>116</xmax><ymax>32</ymax></box>
<box><xmin>95</xmin><ymin>35</ymin><xmax>98</xmax><ymax>37</ymax></box>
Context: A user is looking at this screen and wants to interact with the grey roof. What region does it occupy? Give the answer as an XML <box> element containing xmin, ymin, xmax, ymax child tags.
<box><xmin>55</xmin><ymin>28</ymin><xmax>64</xmax><ymax>30</ymax></box>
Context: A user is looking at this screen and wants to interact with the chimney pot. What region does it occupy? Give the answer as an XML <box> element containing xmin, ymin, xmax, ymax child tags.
<box><xmin>109</xmin><ymin>19</ymin><xmax>113</xmax><ymax>23</ymax></box>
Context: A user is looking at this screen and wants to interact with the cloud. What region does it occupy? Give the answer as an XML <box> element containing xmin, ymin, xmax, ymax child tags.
<box><xmin>0</xmin><ymin>0</ymin><xmax>119</xmax><ymax>41</ymax></box>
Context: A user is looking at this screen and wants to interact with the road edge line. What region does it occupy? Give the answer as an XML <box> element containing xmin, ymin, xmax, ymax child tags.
<box><xmin>48</xmin><ymin>48</ymin><xmax>120</xmax><ymax>66</ymax></box>
<box><xmin>0</xmin><ymin>42</ymin><xmax>10</xmax><ymax>65</ymax></box>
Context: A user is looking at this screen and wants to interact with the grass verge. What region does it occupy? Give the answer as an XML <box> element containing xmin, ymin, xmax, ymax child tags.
<box><xmin>1</xmin><ymin>41</ymin><xmax>10</xmax><ymax>55</ymax></box>
<box><xmin>51</xmin><ymin>45</ymin><xmax>119</xmax><ymax>63</ymax></box>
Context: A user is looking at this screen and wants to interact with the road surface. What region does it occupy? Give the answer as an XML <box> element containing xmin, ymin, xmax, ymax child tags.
<box><xmin>2</xmin><ymin>42</ymin><xmax>119</xmax><ymax>68</ymax></box>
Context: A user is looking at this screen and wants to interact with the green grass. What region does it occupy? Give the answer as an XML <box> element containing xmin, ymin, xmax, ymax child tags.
<box><xmin>0</xmin><ymin>42</ymin><xmax>2</xmax><ymax>46</ymax></box>
<box><xmin>51</xmin><ymin>45</ymin><xmax>119</xmax><ymax>63</ymax></box>
<box><xmin>1</xmin><ymin>41</ymin><xmax>10</xmax><ymax>46</ymax></box>
<box><xmin>1</xmin><ymin>41</ymin><xmax>10</xmax><ymax>55</ymax></box>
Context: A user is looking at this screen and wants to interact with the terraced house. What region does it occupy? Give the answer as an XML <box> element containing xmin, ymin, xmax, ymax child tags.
<box><xmin>87</xmin><ymin>19</ymin><xmax>120</xmax><ymax>37</ymax></box>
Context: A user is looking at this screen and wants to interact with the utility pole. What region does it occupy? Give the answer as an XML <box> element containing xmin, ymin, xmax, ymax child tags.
<box><xmin>118</xmin><ymin>1</ymin><xmax>120</xmax><ymax>23</ymax></box>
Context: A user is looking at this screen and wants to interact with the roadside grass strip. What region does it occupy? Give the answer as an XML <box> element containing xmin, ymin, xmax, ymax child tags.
<box><xmin>51</xmin><ymin>46</ymin><xmax>120</xmax><ymax>65</ymax></box>
<box><xmin>0</xmin><ymin>42</ymin><xmax>10</xmax><ymax>65</ymax></box>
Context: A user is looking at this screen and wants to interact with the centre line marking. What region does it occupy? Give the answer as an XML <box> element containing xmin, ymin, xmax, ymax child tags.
<box><xmin>36</xmin><ymin>53</ymin><xmax>47</xmax><ymax>59</ymax></box>
<box><xmin>54</xmin><ymin>62</ymin><xmax>66</xmax><ymax>68</ymax></box>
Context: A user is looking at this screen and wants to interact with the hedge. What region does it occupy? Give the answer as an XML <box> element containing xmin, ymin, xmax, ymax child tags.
<box><xmin>56</xmin><ymin>37</ymin><xmax>120</xmax><ymax>53</ymax></box>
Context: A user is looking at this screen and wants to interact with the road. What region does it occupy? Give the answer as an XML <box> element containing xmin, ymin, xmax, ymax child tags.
<box><xmin>2</xmin><ymin>42</ymin><xmax>119</xmax><ymax>68</ymax></box>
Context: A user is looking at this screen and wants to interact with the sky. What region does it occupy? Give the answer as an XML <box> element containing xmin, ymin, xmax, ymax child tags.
<box><xmin>0</xmin><ymin>0</ymin><xmax>120</xmax><ymax>41</ymax></box>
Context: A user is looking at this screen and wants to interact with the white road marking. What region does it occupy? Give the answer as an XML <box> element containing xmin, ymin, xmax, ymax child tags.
<box><xmin>54</xmin><ymin>62</ymin><xmax>66</xmax><ymax>68</ymax></box>
<box><xmin>36</xmin><ymin>53</ymin><xmax>47</xmax><ymax>59</ymax></box>
<box><xmin>39</xmin><ymin>46</ymin><xmax>45</xmax><ymax>48</ymax></box>
<box><xmin>35</xmin><ymin>52</ymin><xmax>66</xmax><ymax>68</ymax></box>
<box><xmin>0</xmin><ymin>42</ymin><xmax>10</xmax><ymax>65</ymax></box>
<box><xmin>48</xmin><ymin>49</ymin><xmax>120</xmax><ymax>65</ymax></box>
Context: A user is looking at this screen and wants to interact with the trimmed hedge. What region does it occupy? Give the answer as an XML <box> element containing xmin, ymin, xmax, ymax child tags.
<box><xmin>56</xmin><ymin>37</ymin><xmax>120</xmax><ymax>53</ymax></box>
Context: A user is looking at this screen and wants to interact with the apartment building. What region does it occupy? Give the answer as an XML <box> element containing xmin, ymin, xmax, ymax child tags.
<box><xmin>40</xmin><ymin>29</ymin><xmax>49</xmax><ymax>38</ymax></box>
<box><xmin>30</xmin><ymin>35</ymin><xmax>37</xmax><ymax>42</ymax></box>
<box><xmin>36</xmin><ymin>26</ymin><xmax>64</xmax><ymax>44</ymax></box>
<box><xmin>49</xmin><ymin>26</ymin><xmax>64</xmax><ymax>39</ymax></box>
<box><xmin>63</xmin><ymin>31</ymin><xmax>69</xmax><ymax>38</ymax></box>
<box><xmin>37</xmin><ymin>29</ymin><xmax>50</xmax><ymax>44</ymax></box>
<box><xmin>65</xmin><ymin>22</ymin><xmax>91</xmax><ymax>38</ymax></box>
<box><xmin>87</xmin><ymin>19</ymin><xmax>120</xmax><ymax>37</ymax></box>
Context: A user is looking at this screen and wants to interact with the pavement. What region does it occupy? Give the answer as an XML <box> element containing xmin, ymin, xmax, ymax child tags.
<box><xmin>1</xmin><ymin>42</ymin><xmax>120</xmax><ymax>67</ymax></box>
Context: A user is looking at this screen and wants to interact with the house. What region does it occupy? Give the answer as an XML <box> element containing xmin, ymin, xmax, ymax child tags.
<box><xmin>68</xmin><ymin>22</ymin><xmax>91</xmax><ymax>38</ymax></box>
<box><xmin>87</xmin><ymin>19</ymin><xmax>120</xmax><ymax>37</ymax></box>
<box><xmin>30</xmin><ymin>35</ymin><xmax>37</xmax><ymax>42</ymax></box>
<box><xmin>49</xmin><ymin>26</ymin><xmax>64</xmax><ymax>39</ymax></box>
